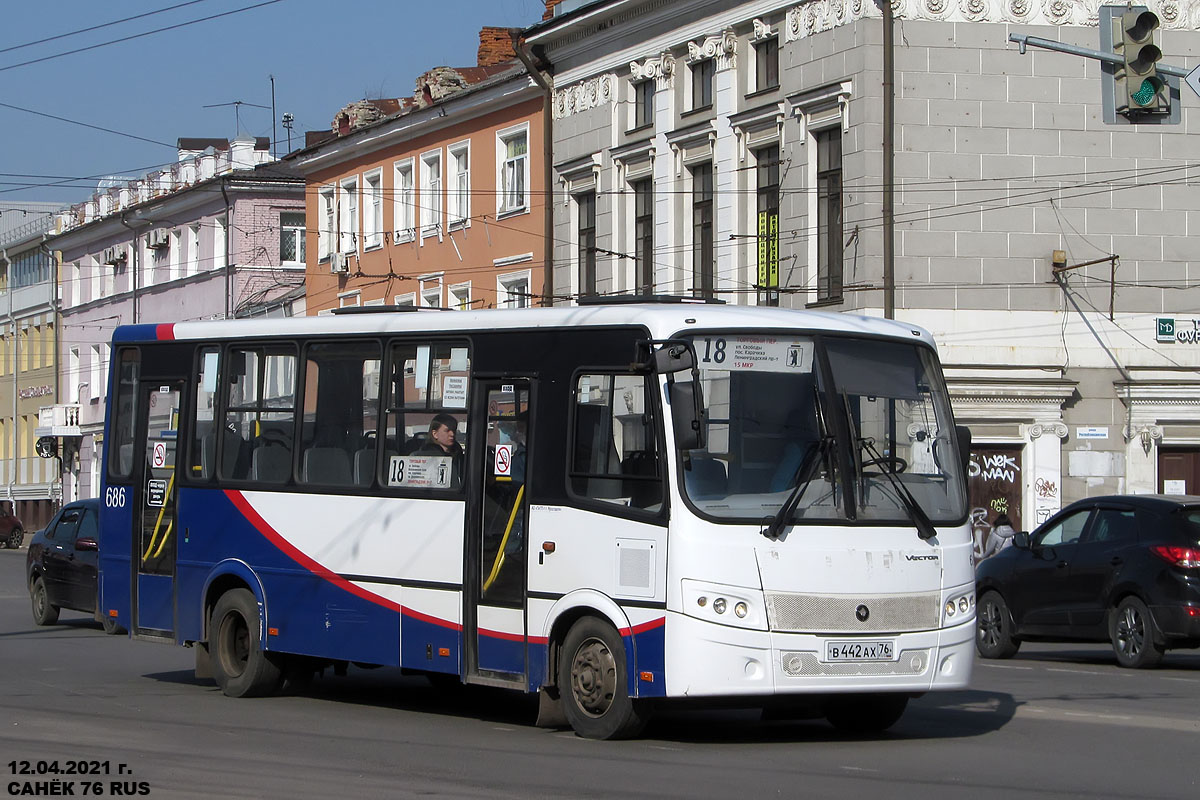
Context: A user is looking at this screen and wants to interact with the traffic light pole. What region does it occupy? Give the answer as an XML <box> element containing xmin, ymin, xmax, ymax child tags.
<box><xmin>1007</xmin><ymin>34</ymin><xmax>1189</xmax><ymax>79</ymax></box>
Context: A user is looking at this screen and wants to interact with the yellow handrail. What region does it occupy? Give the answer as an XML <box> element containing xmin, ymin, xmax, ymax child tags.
<box><xmin>483</xmin><ymin>484</ymin><xmax>524</xmax><ymax>592</ymax></box>
<box><xmin>141</xmin><ymin>471</ymin><xmax>176</xmax><ymax>562</ymax></box>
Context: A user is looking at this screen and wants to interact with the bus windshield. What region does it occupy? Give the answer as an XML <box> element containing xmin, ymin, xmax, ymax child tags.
<box><xmin>679</xmin><ymin>333</ymin><xmax>966</xmax><ymax>526</ymax></box>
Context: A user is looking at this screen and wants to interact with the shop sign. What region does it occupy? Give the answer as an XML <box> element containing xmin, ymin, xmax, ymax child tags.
<box><xmin>1157</xmin><ymin>317</ymin><xmax>1200</xmax><ymax>344</ymax></box>
<box><xmin>18</xmin><ymin>385</ymin><xmax>53</xmax><ymax>399</ymax></box>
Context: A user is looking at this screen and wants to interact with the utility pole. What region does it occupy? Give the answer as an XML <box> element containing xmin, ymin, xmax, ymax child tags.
<box><xmin>883</xmin><ymin>0</ymin><xmax>895</xmax><ymax>319</ymax></box>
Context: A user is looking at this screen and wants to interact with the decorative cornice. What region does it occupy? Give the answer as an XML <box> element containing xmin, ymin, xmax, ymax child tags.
<box><xmin>553</xmin><ymin>74</ymin><xmax>615</xmax><ymax>120</ymax></box>
<box><xmin>752</xmin><ymin>18</ymin><xmax>775</xmax><ymax>40</ymax></box>
<box><xmin>1029</xmin><ymin>422</ymin><xmax>1068</xmax><ymax>440</ymax></box>
<box><xmin>783</xmin><ymin>0</ymin><xmax>1199</xmax><ymax>42</ymax></box>
<box><xmin>686</xmin><ymin>29</ymin><xmax>737</xmax><ymax>70</ymax></box>
<box><xmin>630</xmin><ymin>52</ymin><xmax>675</xmax><ymax>90</ymax></box>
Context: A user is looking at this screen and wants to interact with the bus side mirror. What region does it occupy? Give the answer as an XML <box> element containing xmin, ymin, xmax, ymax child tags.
<box><xmin>669</xmin><ymin>381</ymin><xmax>705</xmax><ymax>451</ymax></box>
<box><xmin>955</xmin><ymin>425</ymin><xmax>972</xmax><ymax>478</ymax></box>
<box><xmin>653</xmin><ymin>344</ymin><xmax>694</xmax><ymax>374</ymax></box>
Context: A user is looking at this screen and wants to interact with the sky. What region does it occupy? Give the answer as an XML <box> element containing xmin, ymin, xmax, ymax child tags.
<box><xmin>0</xmin><ymin>0</ymin><xmax>550</xmax><ymax>208</ymax></box>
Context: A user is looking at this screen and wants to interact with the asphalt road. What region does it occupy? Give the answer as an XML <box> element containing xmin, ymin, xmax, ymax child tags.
<box><xmin>1</xmin><ymin>547</ymin><xmax>1198</xmax><ymax>800</ymax></box>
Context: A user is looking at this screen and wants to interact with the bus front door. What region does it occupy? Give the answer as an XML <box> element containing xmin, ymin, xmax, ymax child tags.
<box><xmin>133</xmin><ymin>381</ymin><xmax>183</xmax><ymax>636</ymax></box>
<box><xmin>465</xmin><ymin>378</ymin><xmax>531</xmax><ymax>685</ymax></box>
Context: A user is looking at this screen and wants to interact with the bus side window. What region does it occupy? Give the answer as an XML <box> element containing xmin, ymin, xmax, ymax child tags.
<box><xmin>298</xmin><ymin>340</ymin><xmax>381</xmax><ymax>488</ymax></box>
<box><xmin>570</xmin><ymin>373</ymin><xmax>662</xmax><ymax>512</ymax></box>
<box><xmin>109</xmin><ymin>349</ymin><xmax>140</xmax><ymax>481</ymax></box>
<box><xmin>191</xmin><ymin>347</ymin><xmax>219</xmax><ymax>479</ymax></box>
<box><xmin>223</xmin><ymin>346</ymin><xmax>297</xmax><ymax>482</ymax></box>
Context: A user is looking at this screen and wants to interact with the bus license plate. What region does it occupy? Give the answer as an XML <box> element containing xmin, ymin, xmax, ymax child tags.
<box><xmin>824</xmin><ymin>640</ymin><xmax>896</xmax><ymax>662</ymax></box>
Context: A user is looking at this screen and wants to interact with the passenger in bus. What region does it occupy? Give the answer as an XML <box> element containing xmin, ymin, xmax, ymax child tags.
<box><xmin>416</xmin><ymin>413</ymin><xmax>464</xmax><ymax>487</ymax></box>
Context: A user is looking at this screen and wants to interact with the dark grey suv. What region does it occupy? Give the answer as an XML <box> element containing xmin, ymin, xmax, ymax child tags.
<box><xmin>975</xmin><ymin>494</ymin><xmax>1200</xmax><ymax>668</ymax></box>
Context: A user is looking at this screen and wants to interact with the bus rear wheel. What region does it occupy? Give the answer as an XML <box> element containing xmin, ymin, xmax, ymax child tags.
<box><xmin>210</xmin><ymin>588</ymin><xmax>282</xmax><ymax>697</ymax></box>
<box><xmin>558</xmin><ymin>617</ymin><xmax>649</xmax><ymax>740</ymax></box>
<box><xmin>825</xmin><ymin>693</ymin><xmax>909</xmax><ymax>735</ymax></box>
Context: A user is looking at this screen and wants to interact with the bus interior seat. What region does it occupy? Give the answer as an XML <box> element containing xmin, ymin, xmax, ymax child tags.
<box><xmin>251</xmin><ymin>444</ymin><xmax>292</xmax><ymax>483</ymax></box>
<box><xmin>353</xmin><ymin>446</ymin><xmax>376</xmax><ymax>487</ymax></box>
<box><xmin>202</xmin><ymin>428</ymin><xmax>247</xmax><ymax>479</ymax></box>
<box><xmin>401</xmin><ymin>433</ymin><xmax>427</xmax><ymax>455</ymax></box>
<box><xmin>302</xmin><ymin>447</ymin><xmax>352</xmax><ymax>485</ymax></box>
<box><xmin>685</xmin><ymin>456</ymin><xmax>728</xmax><ymax>498</ymax></box>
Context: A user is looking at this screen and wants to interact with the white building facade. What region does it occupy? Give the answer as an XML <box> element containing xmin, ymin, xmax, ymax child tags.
<box><xmin>523</xmin><ymin>0</ymin><xmax>1200</xmax><ymax>539</ymax></box>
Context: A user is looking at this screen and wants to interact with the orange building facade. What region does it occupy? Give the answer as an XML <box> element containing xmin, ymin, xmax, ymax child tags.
<box><xmin>292</xmin><ymin>63</ymin><xmax>547</xmax><ymax>314</ymax></box>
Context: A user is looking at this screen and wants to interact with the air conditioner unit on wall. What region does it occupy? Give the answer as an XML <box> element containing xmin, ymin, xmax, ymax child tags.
<box><xmin>147</xmin><ymin>229</ymin><xmax>170</xmax><ymax>249</ymax></box>
<box><xmin>330</xmin><ymin>253</ymin><xmax>349</xmax><ymax>274</ymax></box>
<box><xmin>102</xmin><ymin>246</ymin><xmax>125</xmax><ymax>266</ymax></box>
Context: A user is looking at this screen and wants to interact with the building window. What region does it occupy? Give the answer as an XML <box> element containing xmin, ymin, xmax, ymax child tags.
<box><xmin>420</xmin><ymin>275</ymin><xmax>443</xmax><ymax>308</ymax></box>
<box><xmin>498</xmin><ymin>126</ymin><xmax>528</xmax><ymax>215</ymax></box>
<box><xmin>89</xmin><ymin>344</ymin><xmax>102</xmax><ymax>402</ymax></box>
<box><xmin>755</xmin><ymin>37</ymin><xmax>779</xmax><ymax>92</ymax></box>
<box><xmin>338</xmin><ymin>291</ymin><xmax>361</xmax><ymax>308</ymax></box>
<box><xmin>756</xmin><ymin>145</ymin><xmax>780</xmax><ymax>306</ymax></box>
<box><xmin>633</xmin><ymin>179</ymin><xmax>653</xmax><ymax>295</ymax></box>
<box><xmin>364</xmin><ymin>170</ymin><xmax>383</xmax><ymax>249</ymax></box>
<box><xmin>188</xmin><ymin>224</ymin><xmax>201</xmax><ymax>276</ymax></box>
<box><xmin>339</xmin><ymin>176</ymin><xmax>358</xmax><ymax>253</ymax></box>
<box><xmin>318</xmin><ymin>188</ymin><xmax>334</xmax><ymax>259</ymax></box>
<box><xmin>393</xmin><ymin>293</ymin><xmax>416</xmax><ymax>307</ymax></box>
<box><xmin>816</xmin><ymin>128</ymin><xmax>843</xmax><ymax>302</ymax></box>
<box><xmin>449</xmin><ymin>282</ymin><xmax>471</xmax><ymax>310</ymax></box>
<box><xmin>420</xmin><ymin>150</ymin><xmax>442</xmax><ymax>236</ymax></box>
<box><xmin>577</xmin><ymin>191</ymin><xmax>596</xmax><ymax>297</ymax></box>
<box><xmin>691</xmin><ymin>162</ymin><xmax>714</xmax><ymax>298</ymax></box>
<box><xmin>394</xmin><ymin>160</ymin><xmax>415</xmax><ymax>242</ymax></box>
<box><xmin>280</xmin><ymin>212</ymin><xmax>305</xmax><ymax>264</ymax></box>
<box><xmin>498</xmin><ymin>271</ymin><xmax>530</xmax><ymax>309</ymax></box>
<box><xmin>448</xmin><ymin>142</ymin><xmax>470</xmax><ymax>227</ymax></box>
<box><xmin>691</xmin><ymin>58</ymin><xmax>714</xmax><ymax>110</ymax></box>
<box><xmin>633</xmin><ymin>80</ymin><xmax>654</xmax><ymax>129</ymax></box>
<box><xmin>215</xmin><ymin>214</ymin><xmax>228</xmax><ymax>270</ymax></box>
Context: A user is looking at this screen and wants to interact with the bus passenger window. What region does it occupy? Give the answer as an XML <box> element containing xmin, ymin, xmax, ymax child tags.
<box><xmin>570</xmin><ymin>374</ymin><xmax>662</xmax><ymax>511</ymax></box>
<box><xmin>109</xmin><ymin>349</ymin><xmax>140</xmax><ymax>480</ymax></box>
<box><xmin>191</xmin><ymin>347</ymin><xmax>219</xmax><ymax>479</ymax></box>
<box><xmin>298</xmin><ymin>341</ymin><xmax>381</xmax><ymax>488</ymax></box>
<box><xmin>223</xmin><ymin>346</ymin><xmax>297</xmax><ymax>482</ymax></box>
<box><xmin>383</xmin><ymin>342</ymin><xmax>470</xmax><ymax>491</ymax></box>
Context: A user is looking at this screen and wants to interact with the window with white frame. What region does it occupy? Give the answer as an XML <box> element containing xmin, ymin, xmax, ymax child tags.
<box><xmin>168</xmin><ymin>229</ymin><xmax>182</xmax><ymax>282</ymax></box>
<box><xmin>319</xmin><ymin>187</ymin><xmax>335</xmax><ymax>259</ymax></box>
<box><xmin>339</xmin><ymin>177</ymin><xmax>358</xmax><ymax>253</ymax></box>
<box><xmin>280</xmin><ymin>212</ymin><xmax>305</xmax><ymax>264</ymax></box>
<box><xmin>754</xmin><ymin>36</ymin><xmax>779</xmax><ymax>92</ymax></box>
<box><xmin>89</xmin><ymin>344</ymin><xmax>102</xmax><ymax>402</ymax></box>
<box><xmin>498</xmin><ymin>271</ymin><xmax>530</xmax><ymax>309</ymax></box>
<box><xmin>498</xmin><ymin>125</ymin><xmax>528</xmax><ymax>215</ymax></box>
<box><xmin>89</xmin><ymin>255</ymin><xmax>100</xmax><ymax>300</ymax></box>
<box><xmin>420</xmin><ymin>274</ymin><xmax>443</xmax><ymax>308</ymax></box>
<box><xmin>68</xmin><ymin>347</ymin><xmax>80</xmax><ymax>402</ymax></box>
<box><xmin>449</xmin><ymin>282</ymin><xmax>471</xmax><ymax>310</ymax></box>
<box><xmin>69</xmin><ymin>261</ymin><xmax>81</xmax><ymax>306</ymax></box>
<box><xmin>691</xmin><ymin>58</ymin><xmax>714</xmax><ymax>109</ymax></box>
<box><xmin>364</xmin><ymin>169</ymin><xmax>383</xmax><ymax>249</ymax></box>
<box><xmin>188</xmin><ymin>223</ymin><xmax>201</xmax><ymax>276</ymax></box>
<box><xmin>448</xmin><ymin>141</ymin><xmax>470</xmax><ymax>228</ymax></box>
<box><xmin>338</xmin><ymin>290</ymin><xmax>361</xmax><ymax>308</ymax></box>
<box><xmin>393</xmin><ymin>292</ymin><xmax>416</xmax><ymax>307</ymax></box>
<box><xmin>420</xmin><ymin>150</ymin><xmax>442</xmax><ymax>236</ymax></box>
<box><xmin>215</xmin><ymin>214</ymin><xmax>228</xmax><ymax>270</ymax></box>
<box><xmin>393</xmin><ymin>159</ymin><xmax>415</xmax><ymax>242</ymax></box>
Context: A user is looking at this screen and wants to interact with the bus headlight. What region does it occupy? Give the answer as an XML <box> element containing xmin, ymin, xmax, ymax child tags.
<box><xmin>682</xmin><ymin>579</ymin><xmax>767</xmax><ymax>630</ymax></box>
<box><xmin>942</xmin><ymin>590</ymin><xmax>975</xmax><ymax>625</ymax></box>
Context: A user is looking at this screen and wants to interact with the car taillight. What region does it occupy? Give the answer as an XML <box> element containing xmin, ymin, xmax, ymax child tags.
<box><xmin>1150</xmin><ymin>545</ymin><xmax>1200</xmax><ymax>568</ymax></box>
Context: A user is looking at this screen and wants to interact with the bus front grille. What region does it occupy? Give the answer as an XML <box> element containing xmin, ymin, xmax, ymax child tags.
<box><xmin>765</xmin><ymin>591</ymin><xmax>940</xmax><ymax>633</ymax></box>
<box><xmin>780</xmin><ymin>649</ymin><xmax>931</xmax><ymax>677</ymax></box>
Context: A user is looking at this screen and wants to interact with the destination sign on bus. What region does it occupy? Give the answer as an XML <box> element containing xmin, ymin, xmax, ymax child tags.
<box><xmin>697</xmin><ymin>336</ymin><xmax>813</xmax><ymax>373</ymax></box>
<box><xmin>388</xmin><ymin>455</ymin><xmax>453</xmax><ymax>489</ymax></box>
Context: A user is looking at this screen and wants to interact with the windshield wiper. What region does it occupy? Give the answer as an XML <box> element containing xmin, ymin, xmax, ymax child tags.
<box><xmin>859</xmin><ymin>436</ymin><xmax>938</xmax><ymax>541</ymax></box>
<box><xmin>761</xmin><ymin>437</ymin><xmax>830</xmax><ymax>540</ymax></box>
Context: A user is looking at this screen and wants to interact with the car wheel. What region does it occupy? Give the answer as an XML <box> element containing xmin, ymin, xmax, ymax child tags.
<box><xmin>825</xmin><ymin>693</ymin><xmax>909</xmax><ymax>734</ymax></box>
<box><xmin>1110</xmin><ymin>596</ymin><xmax>1164</xmax><ymax>669</ymax></box>
<box><xmin>976</xmin><ymin>591</ymin><xmax>1021</xmax><ymax>659</ymax></box>
<box><xmin>31</xmin><ymin>576</ymin><xmax>59</xmax><ymax>626</ymax></box>
<box><xmin>210</xmin><ymin>588</ymin><xmax>283</xmax><ymax>697</ymax></box>
<box><xmin>6</xmin><ymin>527</ymin><xmax>22</xmax><ymax>549</ymax></box>
<box><xmin>558</xmin><ymin>617</ymin><xmax>649</xmax><ymax>740</ymax></box>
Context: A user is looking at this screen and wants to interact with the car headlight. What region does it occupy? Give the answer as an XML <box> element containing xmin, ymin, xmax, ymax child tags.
<box><xmin>681</xmin><ymin>579</ymin><xmax>766</xmax><ymax>630</ymax></box>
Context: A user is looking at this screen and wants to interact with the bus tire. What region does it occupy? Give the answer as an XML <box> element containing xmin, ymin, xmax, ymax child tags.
<box><xmin>31</xmin><ymin>576</ymin><xmax>58</xmax><ymax>626</ymax></box>
<box><xmin>210</xmin><ymin>588</ymin><xmax>282</xmax><ymax>698</ymax></box>
<box><xmin>558</xmin><ymin>616</ymin><xmax>649</xmax><ymax>740</ymax></box>
<box><xmin>825</xmin><ymin>693</ymin><xmax>908</xmax><ymax>735</ymax></box>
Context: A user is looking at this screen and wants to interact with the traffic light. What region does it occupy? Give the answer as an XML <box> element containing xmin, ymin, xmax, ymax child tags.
<box><xmin>1117</xmin><ymin>10</ymin><xmax>1167</xmax><ymax>116</ymax></box>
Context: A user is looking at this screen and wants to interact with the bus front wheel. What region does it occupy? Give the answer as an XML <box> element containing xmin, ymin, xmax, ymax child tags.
<box><xmin>558</xmin><ymin>617</ymin><xmax>649</xmax><ymax>740</ymax></box>
<box><xmin>210</xmin><ymin>588</ymin><xmax>282</xmax><ymax>698</ymax></box>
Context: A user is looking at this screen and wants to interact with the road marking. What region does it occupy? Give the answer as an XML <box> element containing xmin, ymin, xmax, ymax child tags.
<box><xmin>975</xmin><ymin>663</ymin><xmax>1033</xmax><ymax>670</ymax></box>
<box><xmin>840</xmin><ymin>767</ymin><xmax>880</xmax><ymax>773</ymax></box>
<box><xmin>1046</xmin><ymin>668</ymin><xmax>1103</xmax><ymax>676</ymax></box>
<box><xmin>1013</xmin><ymin>704</ymin><xmax>1199</xmax><ymax>732</ymax></box>
<box><xmin>1162</xmin><ymin>676</ymin><xmax>1200</xmax><ymax>684</ymax></box>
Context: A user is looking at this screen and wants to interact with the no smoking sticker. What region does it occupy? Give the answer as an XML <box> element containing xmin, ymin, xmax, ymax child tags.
<box><xmin>494</xmin><ymin>444</ymin><xmax>512</xmax><ymax>477</ymax></box>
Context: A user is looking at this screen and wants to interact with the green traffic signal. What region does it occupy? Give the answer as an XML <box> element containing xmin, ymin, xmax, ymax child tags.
<box><xmin>1131</xmin><ymin>76</ymin><xmax>1165</xmax><ymax>107</ymax></box>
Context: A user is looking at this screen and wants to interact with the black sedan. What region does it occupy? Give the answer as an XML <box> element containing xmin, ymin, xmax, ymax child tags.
<box><xmin>26</xmin><ymin>498</ymin><xmax>121</xmax><ymax>634</ymax></box>
<box><xmin>976</xmin><ymin>494</ymin><xmax>1200</xmax><ymax>668</ymax></box>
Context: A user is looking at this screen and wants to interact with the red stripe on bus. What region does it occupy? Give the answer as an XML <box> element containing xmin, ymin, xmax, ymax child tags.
<box><xmin>225</xmin><ymin>490</ymin><xmax>402</xmax><ymax>612</ymax></box>
<box><xmin>400</xmin><ymin>605</ymin><xmax>461</xmax><ymax>631</ymax></box>
<box><xmin>478</xmin><ymin>626</ymin><xmax>525</xmax><ymax>642</ymax></box>
<box><xmin>621</xmin><ymin>617</ymin><xmax>666</xmax><ymax>637</ymax></box>
<box><xmin>156</xmin><ymin>323</ymin><xmax>175</xmax><ymax>340</ymax></box>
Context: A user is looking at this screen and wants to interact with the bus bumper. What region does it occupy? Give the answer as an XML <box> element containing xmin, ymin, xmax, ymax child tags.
<box><xmin>662</xmin><ymin>611</ymin><xmax>975</xmax><ymax>698</ymax></box>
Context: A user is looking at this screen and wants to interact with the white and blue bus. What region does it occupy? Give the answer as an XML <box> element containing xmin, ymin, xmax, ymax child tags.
<box><xmin>97</xmin><ymin>300</ymin><xmax>973</xmax><ymax>739</ymax></box>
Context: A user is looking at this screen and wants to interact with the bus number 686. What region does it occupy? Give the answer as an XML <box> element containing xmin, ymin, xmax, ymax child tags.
<box><xmin>105</xmin><ymin>487</ymin><xmax>127</xmax><ymax>508</ymax></box>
